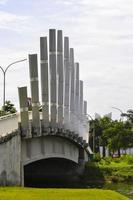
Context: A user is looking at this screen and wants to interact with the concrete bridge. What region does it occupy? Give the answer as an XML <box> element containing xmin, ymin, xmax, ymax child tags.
<box><xmin>0</xmin><ymin>29</ymin><xmax>92</xmax><ymax>187</ymax></box>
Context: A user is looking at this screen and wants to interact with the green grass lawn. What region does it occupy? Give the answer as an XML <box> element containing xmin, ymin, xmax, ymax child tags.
<box><xmin>0</xmin><ymin>187</ymin><xmax>129</xmax><ymax>200</ymax></box>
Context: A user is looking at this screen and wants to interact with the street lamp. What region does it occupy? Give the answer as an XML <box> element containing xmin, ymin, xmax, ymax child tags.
<box><xmin>111</xmin><ymin>106</ymin><xmax>123</xmax><ymax>121</ymax></box>
<box><xmin>86</xmin><ymin>114</ymin><xmax>95</xmax><ymax>153</ymax></box>
<box><xmin>0</xmin><ymin>59</ymin><xmax>27</xmax><ymax>108</ymax></box>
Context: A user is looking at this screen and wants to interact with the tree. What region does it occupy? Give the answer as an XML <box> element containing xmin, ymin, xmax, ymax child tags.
<box><xmin>89</xmin><ymin>116</ymin><xmax>133</xmax><ymax>157</ymax></box>
<box><xmin>2</xmin><ymin>100</ymin><xmax>17</xmax><ymax>114</ymax></box>
<box><xmin>103</xmin><ymin>120</ymin><xmax>133</xmax><ymax>157</ymax></box>
<box><xmin>0</xmin><ymin>109</ymin><xmax>5</xmax><ymax>117</ymax></box>
<box><xmin>89</xmin><ymin>119</ymin><xmax>102</xmax><ymax>154</ymax></box>
<box><xmin>121</xmin><ymin>109</ymin><xmax>133</xmax><ymax>123</ymax></box>
<box><xmin>89</xmin><ymin>117</ymin><xmax>112</xmax><ymax>156</ymax></box>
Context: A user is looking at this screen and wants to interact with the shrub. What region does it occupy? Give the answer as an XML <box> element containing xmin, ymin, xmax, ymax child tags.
<box><xmin>125</xmin><ymin>155</ymin><xmax>133</xmax><ymax>164</ymax></box>
<box><xmin>93</xmin><ymin>153</ymin><xmax>101</xmax><ymax>162</ymax></box>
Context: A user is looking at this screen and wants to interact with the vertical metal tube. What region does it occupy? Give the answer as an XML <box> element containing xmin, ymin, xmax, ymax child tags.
<box><xmin>40</xmin><ymin>37</ymin><xmax>49</xmax><ymax>130</ymax></box>
<box><xmin>84</xmin><ymin>100</ymin><xmax>87</xmax><ymax>116</ymax></box>
<box><xmin>64</xmin><ymin>37</ymin><xmax>70</xmax><ymax>130</ymax></box>
<box><xmin>75</xmin><ymin>63</ymin><xmax>79</xmax><ymax>134</ymax></box>
<box><xmin>49</xmin><ymin>29</ymin><xmax>57</xmax><ymax>127</ymax></box>
<box><xmin>83</xmin><ymin>100</ymin><xmax>89</xmax><ymax>142</ymax></box>
<box><xmin>57</xmin><ymin>30</ymin><xmax>64</xmax><ymax>128</ymax></box>
<box><xmin>0</xmin><ymin>67</ymin><xmax>5</xmax><ymax>107</ymax></box>
<box><xmin>18</xmin><ymin>86</ymin><xmax>29</xmax><ymax>137</ymax></box>
<box><xmin>29</xmin><ymin>54</ymin><xmax>40</xmax><ymax>136</ymax></box>
<box><xmin>70</xmin><ymin>48</ymin><xmax>75</xmax><ymax>132</ymax></box>
<box><xmin>3</xmin><ymin>72</ymin><xmax>5</xmax><ymax>107</ymax></box>
<box><xmin>79</xmin><ymin>80</ymin><xmax>83</xmax><ymax>117</ymax></box>
<box><xmin>79</xmin><ymin>80</ymin><xmax>83</xmax><ymax>137</ymax></box>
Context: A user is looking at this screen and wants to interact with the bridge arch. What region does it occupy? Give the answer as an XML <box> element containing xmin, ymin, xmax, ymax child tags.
<box><xmin>21</xmin><ymin>135</ymin><xmax>84</xmax><ymax>187</ymax></box>
<box><xmin>24</xmin><ymin>157</ymin><xmax>79</xmax><ymax>187</ymax></box>
<box><xmin>21</xmin><ymin>136</ymin><xmax>79</xmax><ymax>166</ymax></box>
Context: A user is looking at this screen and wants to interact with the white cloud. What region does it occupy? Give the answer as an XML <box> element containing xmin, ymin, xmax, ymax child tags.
<box><xmin>0</xmin><ymin>11</ymin><xmax>31</xmax><ymax>32</ymax></box>
<box><xmin>0</xmin><ymin>0</ymin><xmax>8</xmax><ymax>5</ymax></box>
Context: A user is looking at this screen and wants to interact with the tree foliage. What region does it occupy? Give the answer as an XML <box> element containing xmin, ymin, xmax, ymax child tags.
<box><xmin>121</xmin><ymin>109</ymin><xmax>133</xmax><ymax>123</ymax></box>
<box><xmin>0</xmin><ymin>100</ymin><xmax>17</xmax><ymax>116</ymax></box>
<box><xmin>89</xmin><ymin>116</ymin><xmax>133</xmax><ymax>157</ymax></box>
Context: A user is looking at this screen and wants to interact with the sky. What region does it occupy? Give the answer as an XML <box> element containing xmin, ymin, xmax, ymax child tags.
<box><xmin>0</xmin><ymin>0</ymin><xmax>133</xmax><ymax>119</ymax></box>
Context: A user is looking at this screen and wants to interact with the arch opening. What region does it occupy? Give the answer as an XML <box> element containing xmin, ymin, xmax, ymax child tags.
<box><xmin>24</xmin><ymin>158</ymin><xmax>79</xmax><ymax>188</ymax></box>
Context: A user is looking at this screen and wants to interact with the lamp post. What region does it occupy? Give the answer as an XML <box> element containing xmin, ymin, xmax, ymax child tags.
<box><xmin>0</xmin><ymin>59</ymin><xmax>27</xmax><ymax>108</ymax></box>
<box><xmin>111</xmin><ymin>106</ymin><xmax>123</xmax><ymax>121</ymax></box>
<box><xmin>87</xmin><ymin>114</ymin><xmax>95</xmax><ymax>153</ymax></box>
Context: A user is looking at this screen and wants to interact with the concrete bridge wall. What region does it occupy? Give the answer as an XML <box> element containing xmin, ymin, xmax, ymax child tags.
<box><xmin>21</xmin><ymin>136</ymin><xmax>79</xmax><ymax>166</ymax></box>
<box><xmin>21</xmin><ymin>136</ymin><xmax>80</xmax><ymax>186</ymax></box>
<box><xmin>0</xmin><ymin>133</ymin><xmax>21</xmax><ymax>185</ymax></box>
<box><xmin>0</xmin><ymin>113</ymin><xmax>19</xmax><ymax>136</ymax></box>
<box><xmin>0</xmin><ymin>131</ymin><xmax>88</xmax><ymax>186</ymax></box>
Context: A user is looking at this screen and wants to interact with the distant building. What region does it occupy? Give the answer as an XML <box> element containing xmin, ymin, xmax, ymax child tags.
<box><xmin>104</xmin><ymin>112</ymin><xmax>112</xmax><ymax>119</ymax></box>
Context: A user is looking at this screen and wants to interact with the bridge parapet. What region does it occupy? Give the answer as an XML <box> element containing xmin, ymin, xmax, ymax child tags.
<box><xmin>19</xmin><ymin>120</ymin><xmax>88</xmax><ymax>149</ymax></box>
<box><xmin>0</xmin><ymin>113</ymin><xmax>19</xmax><ymax>136</ymax></box>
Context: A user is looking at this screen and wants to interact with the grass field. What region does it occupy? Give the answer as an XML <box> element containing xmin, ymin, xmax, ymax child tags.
<box><xmin>0</xmin><ymin>187</ymin><xmax>129</xmax><ymax>200</ymax></box>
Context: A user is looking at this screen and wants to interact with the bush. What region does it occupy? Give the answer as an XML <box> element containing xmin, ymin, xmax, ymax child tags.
<box><xmin>82</xmin><ymin>161</ymin><xmax>104</xmax><ymax>181</ymax></box>
<box><xmin>116</xmin><ymin>155</ymin><xmax>133</xmax><ymax>164</ymax></box>
<box><xmin>93</xmin><ymin>153</ymin><xmax>101</xmax><ymax>162</ymax></box>
<box><xmin>125</xmin><ymin>155</ymin><xmax>133</xmax><ymax>164</ymax></box>
<box><xmin>113</xmin><ymin>157</ymin><xmax>121</xmax><ymax>163</ymax></box>
<box><xmin>0</xmin><ymin>109</ymin><xmax>5</xmax><ymax>117</ymax></box>
<box><xmin>99</xmin><ymin>157</ymin><xmax>112</xmax><ymax>165</ymax></box>
<box><xmin>0</xmin><ymin>100</ymin><xmax>17</xmax><ymax>117</ymax></box>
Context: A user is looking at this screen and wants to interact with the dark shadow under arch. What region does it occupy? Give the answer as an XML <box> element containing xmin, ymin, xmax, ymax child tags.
<box><xmin>24</xmin><ymin>158</ymin><xmax>79</xmax><ymax>188</ymax></box>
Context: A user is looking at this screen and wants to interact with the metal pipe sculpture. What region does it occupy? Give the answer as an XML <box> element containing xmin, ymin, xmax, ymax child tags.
<box><xmin>29</xmin><ymin>54</ymin><xmax>40</xmax><ymax>136</ymax></box>
<box><xmin>18</xmin><ymin>86</ymin><xmax>30</xmax><ymax>137</ymax></box>
<box><xmin>70</xmin><ymin>48</ymin><xmax>75</xmax><ymax>132</ymax></box>
<box><xmin>40</xmin><ymin>37</ymin><xmax>49</xmax><ymax>129</ymax></box>
<box><xmin>64</xmin><ymin>37</ymin><xmax>70</xmax><ymax>130</ymax></box>
<box><xmin>18</xmin><ymin>29</ymin><xmax>89</xmax><ymax>143</ymax></box>
<box><xmin>49</xmin><ymin>29</ymin><xmax>57</xmax><ymax>128</ymax></box>
<box><xmin>57</xmin><ymin>30</ymin><xmax>64</xmax><ymax>128</ymax></box>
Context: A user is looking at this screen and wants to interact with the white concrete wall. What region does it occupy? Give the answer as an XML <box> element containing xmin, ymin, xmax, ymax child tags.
<box><xmin>0</xmin><ymin>134</ymin><xmax>21</xmax><ymax>185</ymax></box>
<box><xmin>0</xmin><ymin>113</ymin><xmax>19</xmax><ymax>136</ymax></box>
<box><xmin>0</xmin><ymin>112</ymin><xmax>40</xmax><ymax>136</ymax></box>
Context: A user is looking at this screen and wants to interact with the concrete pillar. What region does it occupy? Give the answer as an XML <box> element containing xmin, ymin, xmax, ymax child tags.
<box><xmin>79</xmin><ymin>80</ymin><xmax>83</xmax><ymax>137</ymax></box>
<box><xmin>18</xmin><ymin>87</ymin><xmax>29</xmax><ymax>137</ymax></box>
<box><xmin>78</xmin><ymin>147</ymin><xmax>85</xmax><ymax>172</ymax></box>
<box><xmin>57</xmin><ymin>30</ymin><xmax>64</xmax><ymax>128</ymax></box>
<box><xmin>64</xmin><ymin>37</ymin><xmax>70</xmax><ymax>130</ymax></box>
<box><xmin>29</xmin><ymin>54</ymin><xmax>40</xmax><ymax>136</ymax></box>
<box><xmin>40</xmin><ymin>37</ymin><xmax>49</xmax><ymax>129</ymax></box>
<box><xmin>84</xmin><ymin>100</ymin><xmax>89</xmax><ymax>142</ymax></box>
<box><xmin>70</xmin><ymin>48</ymin><xmax>75</xmax><ymax>132</ymax></box>
<box><xmin>84</xmin><ymin>100</ymin><xmax>87</xmax><ymax>116</ymax></box>
<box><xmin>75</xmin><ymin>63</ymin><xmax>80</xmax><ymax>134</ymax></box>
<box><xmin>49</xmin><ymin>29</ymin><xmax>57</xmax><ymax>127</ymax></box>
<box><xmin>79</xmin><ymin>81</ymin><xmax>83</xmax><ymax>115</ymax></box>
